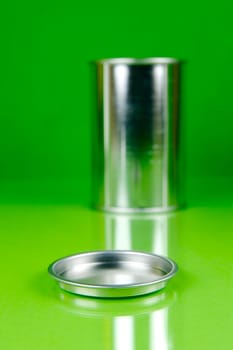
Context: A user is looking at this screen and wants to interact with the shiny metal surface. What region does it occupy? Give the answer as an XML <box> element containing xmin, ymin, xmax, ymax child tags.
<box><xmin>93</xmin><ymin>57</ymin><xmax>182</xmax><ymax>212</ymax></box>
<box><xmin>48</xmin><ymin>250</ymin><xmax>178</xmax><ymax>298</ymax></box>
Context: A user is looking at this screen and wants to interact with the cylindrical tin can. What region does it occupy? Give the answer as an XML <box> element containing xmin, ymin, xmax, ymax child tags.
<box><xmin>93</xmin><ymin>58</ymin><xmax>182</xmax><ymax>213</ymax></box>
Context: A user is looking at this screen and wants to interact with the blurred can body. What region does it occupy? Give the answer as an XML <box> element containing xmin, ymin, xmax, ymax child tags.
<box><xmin>93</xmin><ymin>58</ymin><xmax>182</xmax><ymax>213</ymax></box>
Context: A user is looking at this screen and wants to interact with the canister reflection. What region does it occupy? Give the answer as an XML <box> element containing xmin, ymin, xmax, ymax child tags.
<box><xmin>150</xmin><ymin>308</ymin><xmax>169</xmax><ymax>350</ymax></box>
<box><xmin>112</xmin><ymin>308</ymin><xmax>169</xmax><ymax>350</ymax></box>
<box><xmin>114</xmin><ymin>316</ymin><xmax>134</xmax><ymax>350</ymax></box>
<box><xmin>104</xmin><ymin>213</ymin><xmax>176</xmax><ymax>350</ymax></box>
<box><xmin>104</xmin><ymin>213</ymin><xmax>171</xmax><ymax>255</ymax></box>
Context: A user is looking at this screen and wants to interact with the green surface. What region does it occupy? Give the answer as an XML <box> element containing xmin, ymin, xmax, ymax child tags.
<box><xmin>1</xmin><ymin>204</ymin><xmax>233</xmax><ymax>349</ymax></box>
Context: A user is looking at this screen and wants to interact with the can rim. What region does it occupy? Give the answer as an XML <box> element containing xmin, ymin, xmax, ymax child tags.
<box><xmin>95</xmin><ymin>57</ymin><xmax>181</xmax><ymax>65</ymax></box>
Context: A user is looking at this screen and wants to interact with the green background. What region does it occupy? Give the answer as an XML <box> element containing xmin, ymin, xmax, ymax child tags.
<box><xmin>1</xmin><ymin>0</ymin><xmax>232</xmax><ymax>205</ymax></box>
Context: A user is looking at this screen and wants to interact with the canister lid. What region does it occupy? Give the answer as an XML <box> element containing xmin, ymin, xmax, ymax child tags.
<box><xmin>48</xmin><ymin>250</ymin><xmax>178</xmax><ymax>298</ymax></box>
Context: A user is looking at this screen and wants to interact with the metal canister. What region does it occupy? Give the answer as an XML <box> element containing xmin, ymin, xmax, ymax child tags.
<box><xmin>92</xmin><ymin>58</ymin><xmax>182</xmax><ymax>213</ymax></box>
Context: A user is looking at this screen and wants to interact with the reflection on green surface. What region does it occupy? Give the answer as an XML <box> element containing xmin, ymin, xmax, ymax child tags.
<box><xmin>1</xmin><ymin>204</ymin><xmax>233</xmax><ymax>349</ymax></box>
<box><xmin>104</xmin><ymin>212</ymin><xmax>177</xmax><ymax>255</ymax></box>
<box><xmin>57</xmin><ymin>287</ymin><xmax>175</xmax><ymax>350</ymax></box>
<box><xmin>49</xmin><ymin>212</ymin><xmax>178</xmax><ymax>350</ymax></box>
<box><xmin>57</xmin><ymin>288</ymin><xmax>176</xmax><ymax>317</ymax></box>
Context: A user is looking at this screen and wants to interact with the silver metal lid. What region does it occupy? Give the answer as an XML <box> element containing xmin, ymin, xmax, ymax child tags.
<box><xmin>48</xmin><ymin>250</ymin><xmax>178</xmax><ymax>298</ymax></box>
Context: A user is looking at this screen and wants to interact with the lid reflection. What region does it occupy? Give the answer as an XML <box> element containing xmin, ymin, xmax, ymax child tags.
<box><xmin>58</xmin><ymin>288</ymin><xmax>176</xmax><ymax>318</ymax></box>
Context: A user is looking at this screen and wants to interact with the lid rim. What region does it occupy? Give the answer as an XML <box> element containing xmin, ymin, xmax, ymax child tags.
<box><xmin>48</xmin><ymin>250</ymin><xmax>178</xmax><ymax>292</ymax></box>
